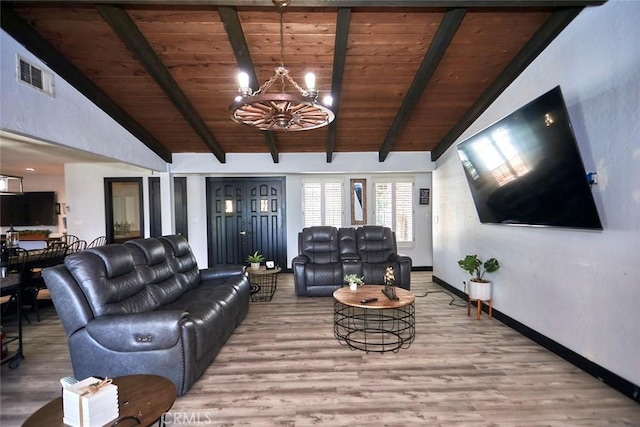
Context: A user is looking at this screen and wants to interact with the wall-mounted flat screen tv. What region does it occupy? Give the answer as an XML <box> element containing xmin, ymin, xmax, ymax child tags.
<box><xmin>0</xmin><ymin>191</ymin><xmax>57</xmax><ymax>226</ymax></box>
<box><xmin>456</xmin><ymin>86</ymin><xmax>602</xmax><ymax>230</ymax></box>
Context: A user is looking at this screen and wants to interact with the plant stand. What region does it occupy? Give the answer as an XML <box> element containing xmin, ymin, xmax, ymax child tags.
<box><xmin>468</xmin><ymin>296</ymin><xmax>492</xmax><ymax>320</ymax></box>
<box><xmin>467</xmin><ymin>280</ymin><xmax>492</xmax><ymax>320</ymax></box>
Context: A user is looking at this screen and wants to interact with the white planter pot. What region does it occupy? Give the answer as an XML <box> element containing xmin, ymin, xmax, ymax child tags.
<box><xmin>250</xmin><ymin>262</ymin><xmax>260</xmax><ymax>270</ymax></box>
<box><xmin>349</xmin><ymin>283</ymin><xmax>358</xmax><ymax>291</ymax></box>
<box><xmin>468</xmin><ymin>280</ymin><xmax>491</xmax><ymax>300</ymax></box>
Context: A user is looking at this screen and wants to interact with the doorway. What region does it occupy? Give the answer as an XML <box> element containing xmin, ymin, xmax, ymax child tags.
<box><xmin>206</xmin><ymin>177</ymin><xmax>286</xmax><ymax>269</ymax></box>
<box><xmin>104</xmin><ymin>177</ymin><xmax>143</xmax><ymax>244</ymax></box>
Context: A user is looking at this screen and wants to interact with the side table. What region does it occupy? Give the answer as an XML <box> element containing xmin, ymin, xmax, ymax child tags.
<box><xmin>22</xmin><ymin>374</ymin><xmax>176</xmax><ymax>427</ymax></box>
<box><xmin>247</xmin><ymin>265</ymin><xmax>281</xmax><ymax>302</ymax></box>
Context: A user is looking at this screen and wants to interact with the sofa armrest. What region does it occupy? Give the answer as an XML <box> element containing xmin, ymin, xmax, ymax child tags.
<box><xmin>388</xmin><ymin>253</ymin><xmax>411</xmax><ymax>264</ymax></box>
<box><xmin>86</xmin><ymin>310</ymin><xmax>189</xmax><ymax>352</ymax></box>
<box><xmin>389</xmin><ymin>253</ymin><xmax>412</xmax><ymax>289</ymax></box>
<box><xmin>292</xmin><ymin>254</ymin><xmax>310</xmax><ymax>266</ymax></box>
<box><xmin>200</xmin><ymin>265</ymin><xmax>246</xmax><ymax>281</ymax></box>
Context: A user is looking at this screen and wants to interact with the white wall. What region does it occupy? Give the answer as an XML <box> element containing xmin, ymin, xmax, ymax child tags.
<box><xmin>0</xmin><ymin>31</ymin><xmax>166</xmax><ymax>172</ymax></box>
<box><xmin>168</xmin><ymin>153</ymin><xmax>434</xmax><ymax>269</ymax></box>
<box><xmin>433</xmin><ymin>0</ymin><xmax>640</xmax><ymax>386</ymax></box>
<box><xmin>65</xmin><ymin>163</ymin><xmax>153</xmax><ymax>245</ymax></box>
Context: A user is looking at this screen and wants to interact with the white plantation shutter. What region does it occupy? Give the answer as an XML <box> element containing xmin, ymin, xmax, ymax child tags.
<box><xmin>395</xmin><ymin>182</ymin><xmax>413</xmax><ymax>243</ymax></box>
<box><xmin>303</xmin><ymin>183</ymin><xmax>322</xmax><ymax>228</ymax></box>
<box><xmin>302</xmin><ymin>181</ymin><xmax>343</xmax><ymax>227</ymax></box>
<box><xmin>374</xmin><ymin>180</ymin><xmax>414</xmax><ymax>243</ymax></box>
<box><xmin>324</xmin><ymin>182</ymin><xmax>343</xmax><ymax>228</ymax></box>
<box><xmin>374</xmin><ymin>183</ymin><xmax>393</xmax><ymax>228</ymax></box>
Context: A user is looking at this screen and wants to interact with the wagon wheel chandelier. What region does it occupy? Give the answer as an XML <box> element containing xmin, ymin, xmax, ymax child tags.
<box><xmin>229</xmin><ymin>0</ymin><xmax>335</xmax><ymax>131</ymax></box>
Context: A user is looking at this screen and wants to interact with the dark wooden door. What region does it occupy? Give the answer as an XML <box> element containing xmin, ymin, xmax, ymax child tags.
<box><xmin>174</xmin><ymin>177</ymin><xmax>188</xmax><ymax>239</ymax></box>
<box><xmin>206</xmin><ymin>177</ymin><xmax>286</xmax><ymax>269</ymax></box>
<box><xmin>149</xmin><ymin>177</ymin><xmax>162</xmax><ymax>237</ymax></box>
<box><xmin>148</xmin><ymin>176</ymin><xmax>188</xmax><ymax>239</ymax></box>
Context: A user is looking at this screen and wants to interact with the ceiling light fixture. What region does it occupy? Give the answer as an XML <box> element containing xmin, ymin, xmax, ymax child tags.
<box><xmin>229</xmin><ymin>0</ymin><xmax>334</xmax><ymax>131</ymax></box>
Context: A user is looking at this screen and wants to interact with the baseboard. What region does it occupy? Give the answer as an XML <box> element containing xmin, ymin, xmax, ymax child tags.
<box><xmin>411</xmin><ymin>266</ymin><xmax>433</xmax><ymax>271</ymax></box>
<box><xmin>433</xmin><ymin>275</ymin><xmax>640</xmax><ymax>404</ymax></box>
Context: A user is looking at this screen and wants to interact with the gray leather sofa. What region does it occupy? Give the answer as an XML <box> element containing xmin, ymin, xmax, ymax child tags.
<box><xmin>292</xmin><ymin>225</ymin><xmax>412</xmax><ymax>296</ymax></box>
<box><xmin>42</xmin><ymin>234</ymin><xmax>250</xmax><ymax>396</ymax></box>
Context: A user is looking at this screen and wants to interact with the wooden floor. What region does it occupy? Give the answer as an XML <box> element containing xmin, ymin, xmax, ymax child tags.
<box><xmin>1</xmin><ymin>272</ymin><xmax>639</xmax><ymax>426</ymax></box>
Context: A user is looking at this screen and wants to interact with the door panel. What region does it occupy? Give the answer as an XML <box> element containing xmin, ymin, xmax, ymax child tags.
<box><xmin>207</xmin><ymin>177</ymin><xmax>286</xmax><ymax>268</ymax></box>
<box><xmin>149</xmin><ymin>177</ymin><xmax>161</xmax><ymax>237</ymax></box>
<box><xmin>174</xmin><ymin>177</ymin><xmax>188</xmax><ymax>239</ymax></box>
<box><xmin>148</xmin><ymin>176</ymin><xmax>188</xmax><ymax>239</ymax></box>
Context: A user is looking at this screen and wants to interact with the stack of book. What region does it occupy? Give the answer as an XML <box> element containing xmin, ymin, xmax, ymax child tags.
<box><xmin>62</xmin><ymin>377</ymin><xmax>119</xmax><ymax>427</ymax></box>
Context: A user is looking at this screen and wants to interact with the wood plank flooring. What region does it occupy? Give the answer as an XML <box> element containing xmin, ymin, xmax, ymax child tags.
<box><xmin>1</xmin><ymin>272</ymin><xmax>639</xmax><ymax>426</ymax></box>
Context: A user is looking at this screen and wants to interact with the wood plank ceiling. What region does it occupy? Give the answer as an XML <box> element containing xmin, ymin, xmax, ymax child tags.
<box><xmin>1</xmin><ymin>1</ymin><xmax>606</xmax><ymax>164</ymax></box>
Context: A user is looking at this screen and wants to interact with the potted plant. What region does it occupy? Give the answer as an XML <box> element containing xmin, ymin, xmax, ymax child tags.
<box><xmin>457</xmin><ymin>254</ymin><xmax>500</xmax><ymax>300</ymax></box>
<box><xmin>246</xmin><ymin>251</ymin><xmax>265</xmax><ymax>270</ymax></box>
<box><xmin>344</xmin><ymin>274</ymin><xmax>364</xmax><ymax>291</ymax></box>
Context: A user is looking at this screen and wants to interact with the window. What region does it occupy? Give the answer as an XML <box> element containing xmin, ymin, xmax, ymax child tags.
<box><xmin>374</xmin><ymin>180</ymin><xmax>414</xmax><ymax>244</ymax></box>
<box><xmin>302</xmin><ymin>180</ymin><xmax>343</xmax><ymax>228</ymax></box>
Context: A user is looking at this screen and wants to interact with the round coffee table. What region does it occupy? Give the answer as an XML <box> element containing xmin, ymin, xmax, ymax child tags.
<box><xmin>22</xmin><ymin>374</ymin><xmax>176</xmax><ymax>427</ymax></box>
<box><xmin>333</xmin><ymin>285</ymin><xmax>415</xmax><ymax>353</ymax></box>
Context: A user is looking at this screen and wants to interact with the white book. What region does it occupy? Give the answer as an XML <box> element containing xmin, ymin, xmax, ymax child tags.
<box><xmin>62</xmin><ymin>377</ymin><xmax>119</xmax><ymax>427</ymax></box>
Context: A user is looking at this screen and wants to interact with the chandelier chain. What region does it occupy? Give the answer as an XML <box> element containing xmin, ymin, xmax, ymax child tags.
<box><xmin>279</xmin><ymin>6</ymin><xmax>285</xmax><ymax>67</ymax></box>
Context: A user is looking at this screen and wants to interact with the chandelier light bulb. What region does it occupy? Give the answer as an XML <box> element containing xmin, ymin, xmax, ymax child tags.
<box><xmin>323</xmin><ymin>95</ymin><xmax>333</xmax><ymax>107</ymax></box>
<box><xmin>304</xmin><ymin>72</ymin><xmax>316</xmax><ymax>91</ymax></box>
<box><xmin>237</xmin><ymin>72</ymin><xmax>250</xmax><ymax>94</ymax></box>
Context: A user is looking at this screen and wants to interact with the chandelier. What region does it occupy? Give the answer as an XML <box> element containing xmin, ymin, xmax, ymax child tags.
<box><xmin>229</xmin><ymin>0</ymin><xmax>335</xmax><ymax>131</ymax></box>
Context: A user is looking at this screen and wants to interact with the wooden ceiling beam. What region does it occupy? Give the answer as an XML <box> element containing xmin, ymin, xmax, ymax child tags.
<box><xmin>431</xmin><ymin>7</ymin><xmax>585</xmax><ymax>161</ymax></box>
<box><xmin>97</xmin><ymin>4</ymin><xmax>227</xmax><ymax>163</ymax></box>
<box><xmin>325</xmin><ymin>8</ymin><xmax>351</xmax><ymax>163</ymax></box>
<box><xmin>5</xmin><ymin>1</ymin><xmax>607</xmax><ymax>7</ymax></box>
<box><xmin>219</xmin><ymin>6</ymin><xmax>279</xmax><ymax>163</ymax></box>
<box><xmin>378</xmin><ymin>8</ymin><xmax>466</xmax><ymax>162</ymax></box>
<box><xmin>0</xmin><ymin>6</ymin><xmax>172</xmax><ymax>163</ymax></box>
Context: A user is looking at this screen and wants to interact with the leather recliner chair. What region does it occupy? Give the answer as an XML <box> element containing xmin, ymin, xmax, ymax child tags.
<box><xmin>293</xmin><ymin>225</ymin><xmax>412</xmax><ymax>296</ymax></box>
<box><xmin>356</xmin><ymin>225</ymin><xmax>411</xmax><ymax>289</ymax></box>
<box><xmin>292</xmin><ymin>226</ymin><xmax>343</xmax><ymax>296</ymax></box>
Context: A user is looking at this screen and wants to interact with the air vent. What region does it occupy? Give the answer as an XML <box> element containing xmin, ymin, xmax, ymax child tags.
<box><xmin>17</xmin><ymin>56</ymin><xmax>54</xmax><ymax>96</ymax></box>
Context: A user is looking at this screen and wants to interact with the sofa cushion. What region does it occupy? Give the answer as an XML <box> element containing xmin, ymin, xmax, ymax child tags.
<box><xmin>299</xmin><ymin>226</ymin><xmax>340</xmax><ymax>264</ymax></box>
<box><xmin>161</xmin><ymin>285</ymin><xmax>238</xmax><ymax>360</ymax></box>
<box><xmin>160</xmin><ymin>235</ymin><xmax>201</xmax><ymax>291</ymax></box>
<box><xmin>356</xmin><ymin>226</ymin><xmax>396</xmax><ymax>263</ymax></box>
<box><xmin>65</xmin><ymin>246</ymin><xmax>158</xmax><ymax>317</ymax></box>
<box><xmin>126</xmin><ymin>238</ymin><xmax>187</xmax><ymax>306</ymax></box>
<box><xmin>304</xmin><ymin>263</ymin><xmax>343</xmax><ymax>286</ymax></box>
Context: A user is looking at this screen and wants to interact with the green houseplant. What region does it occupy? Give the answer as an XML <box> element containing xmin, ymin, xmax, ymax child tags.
<box><xmin>344</xmin><ymin>274</ymin><xmax>365</xmax><ymax>291</ymax></box>
<box><xmin>457</xmin><ymin>255</ymin><xmax>499</xmax><ymax>282</ymax></box>
<box><xmin>458</xmin><ymin>254</ymin><xmax>500</xmax><ymax>301</ymax></box>
<box><xmin>246</xmin><ymin>251</ymin><xmax>265</xmax><ymax>270</ymax></box>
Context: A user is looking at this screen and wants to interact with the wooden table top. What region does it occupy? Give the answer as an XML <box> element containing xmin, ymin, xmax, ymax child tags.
<box><xmin>22</xmin><ymin>374</ymin><xmax>176</xmax><ymax>427</ymax></box>
<box><xmin>247</xmin><ymin>265</ymin><xmax>281</xmax><ymax>276</ymax></box>
<box><xmin>333</xmin><ymin>285</ymin><xmax>415</xmax><ymax>309</ymax></box>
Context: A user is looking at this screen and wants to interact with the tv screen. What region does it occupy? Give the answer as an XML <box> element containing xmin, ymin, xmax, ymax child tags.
<box><xmin>457</xmin><ymin>86</ymin><xmax>602</xmax><ymax>230</ymax></box>
<box><xmin>0</xmin><ymin>191</ymin><xmax>57</xmax><ymax>226</ymax></box>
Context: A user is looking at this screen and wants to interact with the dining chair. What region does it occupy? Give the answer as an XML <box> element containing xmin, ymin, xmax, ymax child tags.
<box><xmin>61</xmin><ymin>234</ymin><xmax>81</xmax><ymax>246</ymax></box>
<box><xmin>66</xmin><ymin>239</ymin><xmax>87</xmax><ymax>254</ymax></box>
<box><xmin>86</xmin><ymin>236</ymin><xmax>107</xmax><ymax>249</ymax></box>
<box><xmin>1</xmin><ymin>248</ymin><xmax>31</xmax><ymax>324</ymax></box>
<box><xmin>26</xmin><ymin>242</ymin><xmax>68</xmax><ymax>321</ymax></box>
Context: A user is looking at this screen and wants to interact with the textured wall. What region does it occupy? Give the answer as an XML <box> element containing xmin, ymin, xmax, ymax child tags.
<box><xmin>0</xmin><ymin>31</ymin><xmax>166</xmax><ymax>172</ymax></box>
<box><xmin>433</xmin><ymin>0</ymin><xmax>640</xmax><ymax>385</ymax></box>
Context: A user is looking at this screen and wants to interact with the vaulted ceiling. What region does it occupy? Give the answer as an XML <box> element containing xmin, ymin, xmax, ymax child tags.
<box><xmin>1</xmin><ymin>1</ymin><xmax>605</xmax><ymax>165</ymax></box>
